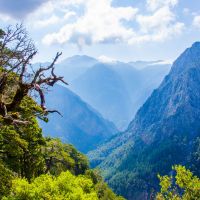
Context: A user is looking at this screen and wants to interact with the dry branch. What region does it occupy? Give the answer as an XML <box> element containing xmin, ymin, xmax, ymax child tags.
<box><xmin>0</xmin><ymin>24</ymin><xmax>68</xmax><ymax>125</ymax></box>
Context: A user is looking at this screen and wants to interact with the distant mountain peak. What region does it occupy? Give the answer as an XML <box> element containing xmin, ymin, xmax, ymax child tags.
<box><xmin>62</xmin><ymin>55</ymin><xmax>97</xmax><ymax>63</ymax></box>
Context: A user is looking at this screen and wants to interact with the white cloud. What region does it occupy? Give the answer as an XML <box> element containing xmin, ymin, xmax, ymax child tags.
<box><xmin>0</xmin><ymin>13</ymin><xmax>13</xmax><ymax>22</ymax></box>
<box><xmin>98</xmin><ymin>55</ymin><xmax>117</xmax><ymax>63</ymax></box>
<box><xmin>129</xmin><ymin>22</ymin><xmax>184</xmax><ymax>44</ymax></box>
<box><xmin>137</xmin><ymin>7</ymin><xmax>175</xmax><ymax>33</ymax></box>
<box><xmin>64</xmin><ymin>11</ymin><xmax>77</xmax><ymax>20</ymax></box>
<box><xmin>28</xmin><ymin>11</ymin><xmax>76</xmax><ymax>28</ymax></box>
<box><xmin>26</xmin><ymin>1</ymin><xmax>80</xmax><ymax>29</ymax></box>
<box><xmin>133</xmin><ymin>6</ymin><xmax>184</xmax><ymax>43</ymax></box>
<box><xmin>128</xmin><ymin>0</ymin><xmax>184</xmax><ymax>44</ymax></box>
<box><xmin>146</xmin><ymin>0</ymin><xmax>178</xmax><ymax>11</ymax></box>
<box><xmin>193</xmin><ymin>15</ymin><xmax>200</xmax><ymax>28</ymax></box>
<box><xmin>37</xmin><ymin>0</ymin><xmax>184</xmax><ymax>47</ymax></box>
<box><xmin>42</xmin><ymin>0</ymin><xmax>138</xmax><ymax>46</ymax></box>
<box><xmin>33</xmin><ymin>15</ymin><xmax>60</xmax><ymax>28</ymax></box>
<box><xmin>183</xmin><ymin>8</ymin><xmax>190</xmax><ymax>15</ymax></box>
<box><xmin>149</xmin><ymin>60</ymin><xmax>172</xmax><ymax>65</ymax></box>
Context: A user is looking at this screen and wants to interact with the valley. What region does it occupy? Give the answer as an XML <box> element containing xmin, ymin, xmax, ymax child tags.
<box><xmin>88</xmin><ymin>42</ymin><xmax>200</xmax><ymax>199</ymax></box>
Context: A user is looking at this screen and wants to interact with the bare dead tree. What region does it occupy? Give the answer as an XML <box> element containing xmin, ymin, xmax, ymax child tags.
<box><xmin>0</xmin><ymin>24</ymin><xmax>68</xmax><ymax>125</ymax></box>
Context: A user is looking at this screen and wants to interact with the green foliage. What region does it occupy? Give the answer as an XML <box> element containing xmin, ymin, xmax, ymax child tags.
<box><xmin>43</xmin><ymin>138</ymin><xmax>89</xmax><ymax>176</ymax></box>
<box><xmin>0</xmin><ymin>162</ymin><xmax>14</xmax><ymax>199</ymax></box>
<box><xmin>0</xmin><ymin>74</ymin><xmax>122</xmax><ymax>200</ymax></box>
<box><xmin>91</xmin><ymin>132</ymin><xmax>200</xmax><ymax>199</ymax></box>
<box><xmin>0</xmin><ymin>97</ymin><xmax>45</xmax><ymax>180</ymax></box>
<box><xmin>0</xmin><ymin>28</ymin><xmax>5</xmax><ymax>38</ymax></box>
<box><xmin>3</xmin><ymin>171</ymin><xmax>98</xmax><ymax>200</ymax></box>
<box><xmin>190</xmin><ymin>137</ymin><xmax>200</xmax><ymax>177</ymax></box>
<box><xmin>85</xmin><ymin>169</ymin><xmax>125</xmax><ymax>200</ymax></box>
<box><xmin>0</xmin><ymin>94</ymin><xmax>123</xmax><ymax>199</ymax></box>
<box><xmin>156</xmin><ymin>165</ymin><xmax>200</xmax><ymax>200</ymax></box>
<box><xmin>95</xmin><ymin>182</ymin><xmax>125</xmax><ymax>200</ymax></box>
<box><xmin>3</xmin><ymin>170</ymin><xmax>124</xmax><ymax>200</ymax></box>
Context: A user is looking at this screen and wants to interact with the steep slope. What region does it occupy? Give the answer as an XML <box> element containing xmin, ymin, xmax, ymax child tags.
<box><xmin>71</xmin><ymin>63</ymin><xmax>132</xmax><ymax>129</ymax></box>
<box><xmin>111</xmin><ymin>62</ymin><xmax>171</xmax><ymax>117</ymax></box>
<box><xmin>33</xmin><ymin>57</ymin><xmax>170</xmax><ymax>130</ymax></box>
<box><xmin>40</xmin><ymin>84</ymin><xmax>117</xmax><ymax>153</ymax></box>
<box><xmin>71</xmin><ymin>61</ymin><xmax>170</xmax><ymax>129</ymax></box>
<box><xmin>88</xmin><ymin>42</ymin><xmax>200</xmax><ymax>199</ymax></box>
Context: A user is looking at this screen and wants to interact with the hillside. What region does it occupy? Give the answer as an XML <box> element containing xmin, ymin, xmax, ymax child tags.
<box><xmin>33</xmin><ymin>56</ymin><xmax>170</xmax><ymax>130</ymax></box>
<box><xmin>40</xmin><ymin>84</ymin><xmax>117</xmax><ymax>153</ymax></box>
<box><xmin>88</xmin><ymin>42</ymin><xmax>200</xmax><ymax>199</ymax></box>
<box><xmin>71</xmin><ymin>63</ymin><xmax>133</xmax><ymax>129</ymax></box>
<box><xmin>69</xmin><ymin>59</ymin><xmax>170</xmax><ymax>129</ymax></box>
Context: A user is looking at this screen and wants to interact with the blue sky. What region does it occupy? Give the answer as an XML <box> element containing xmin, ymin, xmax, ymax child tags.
<box><xmin>0</xmin><ymin>0</ymin><xmax>200</xmax><ymax>63</ymax></box>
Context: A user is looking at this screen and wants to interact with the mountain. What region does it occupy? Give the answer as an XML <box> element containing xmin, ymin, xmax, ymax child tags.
<box><xmin>34</xmin><ymin>56</ymin><xmax>170</xmax><ymax>130</ymax></box>
<box><xmin>111</xmin><ymin>62</ymin><xmax>171</xmax><ymax>119</ymax></box>
<box><xmin>88</xmin><ymin>42</ymin><xmax>200</xmax><ymax>199</ymax></box>
<box><xmin>131</xmin><ymin>63</ymin><xmax>171</xmax><ymax>115</ymax></box>
<box><xmin>70</xmin><ymin>63</ymin><xmax>133</xmax><ymax>129</ymax></box>
<box><xmin>33</xmin><ymin>55</ymin><xmax>170</xmax><ymax>131</ymax></box>
<box><xmin>70</xmin><ymin>60</ymin><xmax>170</xmax><ymax>129</ymax></box>
<box><xmin>56</xmin><ymin>55</ymin><xmax>98</xmax><ymax>82</ymax></box>
<box><xmin>40</xmin><ymin>84</ymin><xmax>117</xmax><ymax>153</ymax></box>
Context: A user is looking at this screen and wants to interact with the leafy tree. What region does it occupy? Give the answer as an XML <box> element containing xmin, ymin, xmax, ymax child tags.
<box><xmin>3</xmin><ymin>170</ymin><xmax>125</xmax><ymax>200</ymax></box>
<box><xmin>190</xmin><ymin>137</ymin><xmax>200</xmax><ymax>177</ymax></box>
<box><xmin>2</xmin><ymin>171</ymin><xmax>99</xmax><ymax>200</ymax></box>
<box><xmin>0</xmin><ymin>162</ymin><xmax>14</xmax><ymax>199</ymax></box>
<box><xmin>156</xmin><ymin>165</ymin><xmax>200</xmax><ymax>200</ymax></box>
<box><xmin>0</xmin><ymin>24</ymin><xmax>67</xmax><ymax>126</ymax></box>
<box><xmin>85</xmin><ymin>169</ymin><xmax>125</xmax><ymax>200</ymax></box>
<box><xmin>0</xmin><ymin>24</ymin><xmax>67</xmax><ymax>180</ymax></box>
<box><xmin>0</xmin><ymin>96</ymin><xmax>45</xmax><ymax>180</ymax></box>
<box><xmin>43</xmin><ymin>138</ymin><xmax>89</xmax><ymax>176</ymax></box>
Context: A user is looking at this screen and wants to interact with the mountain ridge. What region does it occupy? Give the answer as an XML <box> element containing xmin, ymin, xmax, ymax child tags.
<box><xmin>70</xmin><ymin>59</ymin><xmax>170</xmax><ymax>129</ymax></box>
<box><xmin>33</xmin><ymin>55</ymin><xmax>170</xmax><ymax>130</ymax></box>
<box><xmin>40</xmin><ymin>84</ymin><xmax>118</xmax><ymax>153</ymax></box>
<box><xmin>88</xmin><ymin>42</ymin><xmax>200</xmax><ymax>199</ymax></box>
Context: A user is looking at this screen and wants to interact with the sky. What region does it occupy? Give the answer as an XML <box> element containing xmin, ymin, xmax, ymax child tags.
<box><xmin>0</xmin><ymin>0</ymin><xmax>200</xmax><ymax>63</ymax></box>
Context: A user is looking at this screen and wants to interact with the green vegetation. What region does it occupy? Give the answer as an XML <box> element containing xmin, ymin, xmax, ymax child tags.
<box><xmin>0</xmin><ymin>162</ymin><xmax>14</xmax><ymax>198</ymax></box>
<box><xmin>90</xmin><ymin>133</ymin><xmax>200</xmax><ymax>199</ymax></box>
<box><xmin>2</xmin><ymin>170</ymin><xmax>124</xmax><ymax>200</ymax></box>
<box><xmin>0</xmin><ymin>97</ymin><xmax>45</xmax><ymax>181</ymax></box>
<box><xmin>156</xmin><ymin>165</ymin><xmax>200</xmax><ymax>200</ymax></box>
<box><xmin>0</xmin><ymin>25</ymin><xmax>124</xmax><ymax>200</ymax></box>
<box><xmin>43</xmin><ymin>138</ymin><xmax>89</xmax><ymax>176</ymax></box>
<box><xmin>2</xmin><ymin>171</ymin><xmax>98</xmax><ymax>200</ymax></box>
